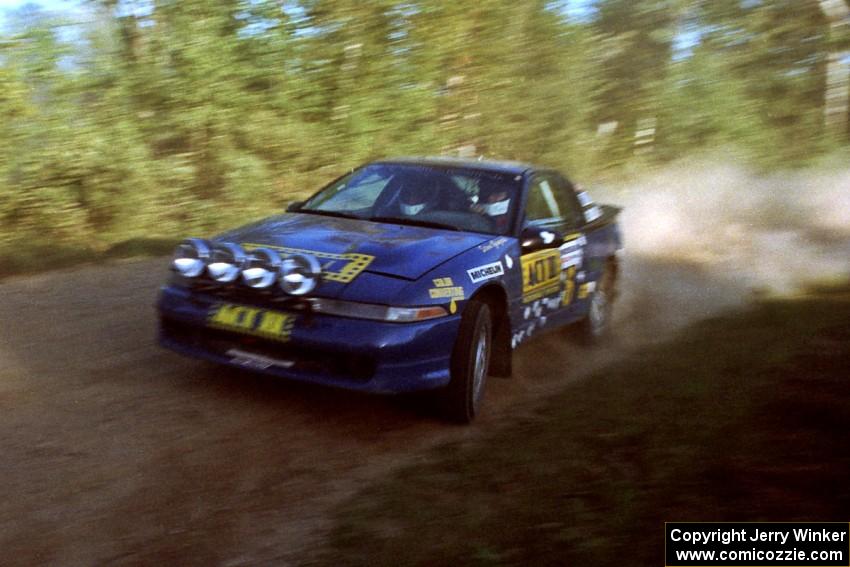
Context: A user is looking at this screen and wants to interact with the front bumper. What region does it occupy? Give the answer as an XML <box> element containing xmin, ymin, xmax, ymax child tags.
<box><xmin>157</xmin><ymin>285</ymin><xmax>461</xmax><ymax>393</ymax></box>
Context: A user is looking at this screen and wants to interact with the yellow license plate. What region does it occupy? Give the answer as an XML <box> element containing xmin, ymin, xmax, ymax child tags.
<box><xmin>207</xmin><ymin>304</ymin><xmax>296</xmax><ymax>342</ymax></box>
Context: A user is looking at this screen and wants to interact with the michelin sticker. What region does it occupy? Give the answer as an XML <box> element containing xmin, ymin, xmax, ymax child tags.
<box><xmin>467</xmin><ymin>261</ymin><xmax>505</xmax><ymax>283</ymax></box>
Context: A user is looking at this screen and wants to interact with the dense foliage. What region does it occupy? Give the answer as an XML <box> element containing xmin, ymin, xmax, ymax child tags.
<box><xmin>0</xmin><ymin>0</ymin><xmax>847</xmax><ymax>257</ymax></box>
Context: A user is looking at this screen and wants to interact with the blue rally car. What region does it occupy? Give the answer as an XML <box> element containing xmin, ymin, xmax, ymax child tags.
<box><xmin>158</xmin><ymin>157</ymin><xmax>623</xmax><ymax>422</ymax></box>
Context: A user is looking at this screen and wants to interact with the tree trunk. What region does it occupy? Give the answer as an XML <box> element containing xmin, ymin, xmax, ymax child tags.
<box><xmin>818</xmin><ymin>0</ymin><xmax>850</xmax><ymax>142</ymax></box>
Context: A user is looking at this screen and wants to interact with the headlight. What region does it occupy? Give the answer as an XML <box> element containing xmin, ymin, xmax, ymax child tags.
<box><xmin>241</xmin><ymin>247</ymin><xmax>282</xmax><ymax>289</ymax></box>
<box><xmin>383</xmin><ymin>305</ymin><xmax>449</xmax><ymax>322</ymax></box>
<box><xmin>172</xmin><ymin>238</ymin><xmax>211</xmax><ymax>278</ymax></box>
<box><xmin>279</xmin><ymin>253</ymin><xmax>322</xmax><ymax>295</ymax></box>
<box><xmin>310</xmin><ymin>299</ymin><xmax>448</xmax><ymax>322</ymax></box>
<box><xmin>207</xmin><ymin>242</ymin><xmax>247</xmax><ymax>283</ymax></box>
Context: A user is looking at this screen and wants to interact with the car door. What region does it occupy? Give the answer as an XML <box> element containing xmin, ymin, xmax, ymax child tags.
<box><xmin>547</xmin><ymin>173</ymin><xmax>590</xmax><ymax>322</ymax></box>
<box><xmin>515</xmin><ymin>172</ymin><xmax>579</xmax><ymax>337</ymax></box>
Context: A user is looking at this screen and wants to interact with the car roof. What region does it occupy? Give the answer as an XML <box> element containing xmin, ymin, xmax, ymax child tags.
<box><xmin>373</xmin><ymin>156</ymin><xmax>536</xmax><ymax>176</ymax></box>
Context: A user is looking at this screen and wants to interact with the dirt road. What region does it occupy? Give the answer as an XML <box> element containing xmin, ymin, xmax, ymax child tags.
<box><xmin>0</xmin><ymin>256</ymin><xmax>744</xmax><ymax>566</ymax></box>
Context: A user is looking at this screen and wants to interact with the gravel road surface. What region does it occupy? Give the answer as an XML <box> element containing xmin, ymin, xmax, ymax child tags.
<box><xmin>0</xmin><ymin>256</ymin><xmax>743</xmax><ymax>566</ymax></box>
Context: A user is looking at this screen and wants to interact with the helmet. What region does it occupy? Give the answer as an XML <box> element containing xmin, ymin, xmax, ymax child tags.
<box><xmin>399</xmin><ymin>180</ymin><xmax>432</xmax><ymax>216</ymax></box>
<box><xmin>478</xmin><ymin>180</ymin><xmax>511</xmax><ymax>217</ymax></box>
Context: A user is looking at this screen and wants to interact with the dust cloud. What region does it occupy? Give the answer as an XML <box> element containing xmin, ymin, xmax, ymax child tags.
<box><xmin>598</xmin><ymin>160</ymin><xmax>850</xmax><ymax>292</ymax></box>
<box><xmin>587</xmin><ymin>160</ymin><xmax>850</xmax><ymax>334</ymax></box>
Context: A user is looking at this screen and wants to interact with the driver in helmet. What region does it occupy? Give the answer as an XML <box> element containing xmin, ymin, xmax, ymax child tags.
<box><xmin>471</xmin><ymin>179</ymin><xmax>511</xmax><ymax>232</ymax></box>
<box><xmin>398</xmin><ymin>182</ymin><xmax>434</xmax><ymax>216</ymax></box>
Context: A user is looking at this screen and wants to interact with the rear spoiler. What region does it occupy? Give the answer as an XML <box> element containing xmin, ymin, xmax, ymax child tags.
<box><xmin>577</xmin><ymin>189</ymin><xmax>622</xmax><ymax>229</ymax></box>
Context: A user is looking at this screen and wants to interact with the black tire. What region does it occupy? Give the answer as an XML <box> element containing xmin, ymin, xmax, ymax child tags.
<box><xmin>442</xmin><ymin>299</ymin><xmax>492</xmax><ymax>423</ymax></box>
<box><xmin>575</xmin><ymin>263</ymin><xmax>615</xmax><ymax>345</ymax></box>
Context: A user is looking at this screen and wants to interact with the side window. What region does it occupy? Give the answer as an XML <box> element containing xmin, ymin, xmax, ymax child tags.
<box><xmin>525</xmin><ymin>176</ymin><xmax>562</xmax><ymax>224</ymax></box>
<box><xmin>554</xmin><ymin>175</ymin><xmax>585</xmax><ymax>227</ymax></box>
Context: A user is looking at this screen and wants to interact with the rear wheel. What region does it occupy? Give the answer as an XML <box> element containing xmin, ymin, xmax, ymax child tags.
<box><xmin>576</xmin><ymin>263</ymin><xmax>615</xmax><ymax>345</ymax></box>
<box><xmin>442</xmin><ymin>299</ymin><xmax>492</xmax><ymax>423</ymax></box>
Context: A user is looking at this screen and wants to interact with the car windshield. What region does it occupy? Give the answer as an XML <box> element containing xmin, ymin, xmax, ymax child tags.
<box><xmin>300</xmin><ymin>163</ymin><xmax>521</xmax><ymax>236</ymax></box>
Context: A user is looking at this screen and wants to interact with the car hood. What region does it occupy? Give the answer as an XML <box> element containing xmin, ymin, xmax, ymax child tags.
<box><xmin>217</xmin><ymin>212</ymin><xmax>490</xmax><ymax>282</ymax></box>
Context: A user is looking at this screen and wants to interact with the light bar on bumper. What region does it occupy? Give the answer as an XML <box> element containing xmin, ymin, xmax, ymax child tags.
<box><xmin>241</xmin><ymin>247</ymin><xmax>283</xmax><ymax>289</ymax></box>
<box><xmin>207</xmin><ymin>242</ymin><xmax>248</xmax><ymax>283</ymax></box>
<box><xmin>172</xmin><ymin>238</ymin><xmax>211</xmax><ymax>278</ymax></box>
<box><xmin>279</xmin><ymin>253</ymin><xmax>321</xmax><ymax>296</ymax></box>
<box><xmin>171</xmin><ymin>238</ymin><xmax>323</xmax><ymax>296</ymax></box>
<box><xmin>309</xmin><ymin>298</ymin><xmax>448</xmax><ymax>322</ymax></box>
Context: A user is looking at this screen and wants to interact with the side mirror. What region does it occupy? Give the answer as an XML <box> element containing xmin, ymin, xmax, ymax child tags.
<box><xmin>520</xmin><ymin>225</ymin><xmax>563</xmax><ymax>253</ymax></box>
<box><xmin>286</xmin><ymin>200</ymin><xmax>304</xmax><ymax>212</ymax></box>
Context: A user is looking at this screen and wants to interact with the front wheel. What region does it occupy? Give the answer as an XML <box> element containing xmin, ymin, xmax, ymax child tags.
<box><xmin>442</xmin><ymin>299</ymin><xmax>492</xmax><ymax>423</ymax></box>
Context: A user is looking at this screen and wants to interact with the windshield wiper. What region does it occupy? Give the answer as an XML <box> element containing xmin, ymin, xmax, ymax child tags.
<box><xmin>367</xmin><ymin>216</ymin><xmax>460</xmax><ymax>231</ymax></box>
<box><xmin>296</xmin><ymin>209</ymin><xmax>362</xmax><ymax>220</ymax></box>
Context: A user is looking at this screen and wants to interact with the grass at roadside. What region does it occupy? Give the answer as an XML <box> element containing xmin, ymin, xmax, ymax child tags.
<box><xmin>0</xmin><ymin>238</ymin><xmax>178</xmax><ymax>280</ymax></box>
<box><xmin>0</xmin><ymin>197</ymin><xmax>315</xmax><ymax>281</ymax></box>
<box><xmin>317</xmin><ymin>287</ymin><xmax>850</xmax><ymax>566</ymax></box>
